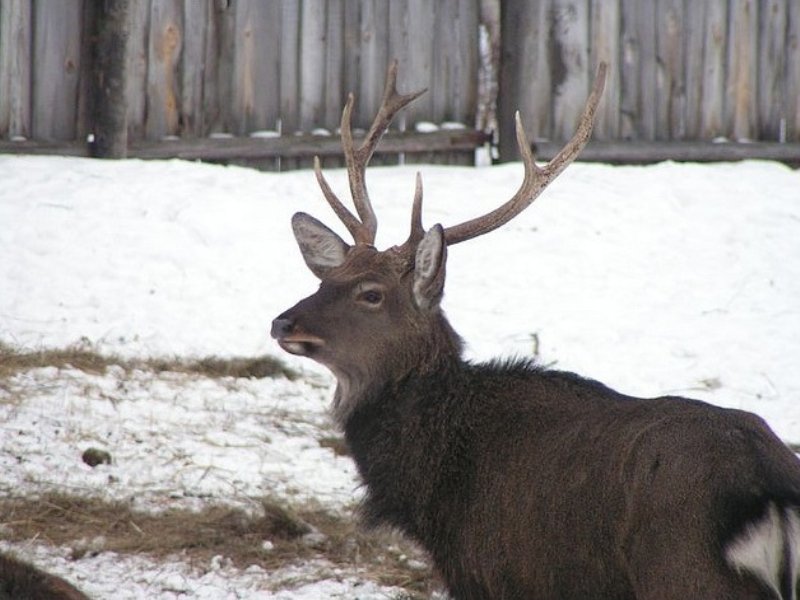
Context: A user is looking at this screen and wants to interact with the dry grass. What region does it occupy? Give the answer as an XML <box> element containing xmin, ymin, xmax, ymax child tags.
<box><xmin>0</xmin><ymin>344</ymin><xmax>437</xmax><ymax>594</ymax></box>
<box><xmin>0</xmin><ymin>492</ymin><xmax>435</xmax><ymax>596</ymax></box>
<box><xmin>0</xmin><ymin>342</ymin><xmax>298</xmax><ymax>381</ymax></box>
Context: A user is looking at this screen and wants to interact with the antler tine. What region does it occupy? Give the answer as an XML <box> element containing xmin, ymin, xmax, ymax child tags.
<box><xmin>313</xmin><ymin>156</ymin><xmax>366</xmax><ymax>243</ymax></box>
<box><xmin>339</xmin><ymin>60</ymin><xmax>427</xmax><ymax>244</ymax></box>
<box><xmin>407</xmin><ymin>172</ymin><xmax>425</xmax><ymax>245</ymax></box>
<box><xmin>443</xmin><ymin>62</ymin><xmax>608</xmax><ymax>246</ymax></box>
<box><xmin>312</xmin><ymin>61</ymin><xmax>426</xmax><ymax>246</ymax></box>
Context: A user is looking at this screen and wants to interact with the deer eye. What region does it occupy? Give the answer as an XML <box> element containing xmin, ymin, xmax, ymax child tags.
<box><xmin>356</xmin><ymin>287</ymin><xmax>384</xmax><ymax>306</ymax></box>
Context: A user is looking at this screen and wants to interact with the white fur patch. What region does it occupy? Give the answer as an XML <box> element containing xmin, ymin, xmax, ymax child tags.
<box><xmin>725</xmin><ymin>503</ymin><xmax>784</xmax><ymax>596</ymax></box>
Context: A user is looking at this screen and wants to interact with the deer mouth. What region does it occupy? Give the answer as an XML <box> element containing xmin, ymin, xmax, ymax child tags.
<box><xmin>277</xmin><ymin>333</ymin><xmax>325</xmax><ymax>356</ymax></box>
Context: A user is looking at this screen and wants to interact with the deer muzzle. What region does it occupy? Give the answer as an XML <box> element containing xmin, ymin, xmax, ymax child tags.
<box><xmin>270</xmin><ymin>315</ymin><xmax>325</xmax><ymax>356</ymax></box>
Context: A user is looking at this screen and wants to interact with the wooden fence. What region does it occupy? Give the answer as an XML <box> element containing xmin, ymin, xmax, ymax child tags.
<box><xmin>1</xmin><ymin>0</ymin><xmax>800</xmax><ymax>166</ymax></box>
<box><xmin>0</xmin><ymin>0</ymin><xmax>483</xmax><ymax>167</ymax></box>
<box><xmin>498</xmin><ymin>0</ymin><xmax>800</xmax><ymax>161</ymax></box>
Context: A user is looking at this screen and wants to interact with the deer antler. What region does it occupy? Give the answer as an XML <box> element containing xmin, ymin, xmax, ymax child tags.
<box><xmin>442</xmin><ymin>62</ymin><xmax>608</xmax><ymax>245</ymax></box>
<box><xmin>314</xmin><ymin>60</ymin><xmax>427</xmax><ymax>246</ymax></box>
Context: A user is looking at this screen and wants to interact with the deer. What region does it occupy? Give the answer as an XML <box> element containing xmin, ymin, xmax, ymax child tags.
<box><xmin>0</xmin><ymin>553</ymin><xmax>90</xmax><ymax>599</ymax></box>
<box><xmin>270</xmin><ymin>61</ymin><xmax>800</xmax><ymax>600</ymax></box>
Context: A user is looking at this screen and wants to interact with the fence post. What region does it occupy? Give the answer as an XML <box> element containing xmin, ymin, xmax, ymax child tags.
<box><xmin>89</xmin><ymin>0</ymin><xmax>130</xmax><ymax>158</ymax></box>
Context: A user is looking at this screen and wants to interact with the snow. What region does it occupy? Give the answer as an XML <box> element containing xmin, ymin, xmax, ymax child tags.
<box><xmin>1</xmin><ymin>154</ymin><xmax>799</xmax><ymax>597</ymax></box>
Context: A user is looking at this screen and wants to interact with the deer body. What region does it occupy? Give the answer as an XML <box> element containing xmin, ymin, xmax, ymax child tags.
<box><xmin>344</xmin><ymin>358</ymin><xmax>800</xmax><ymax>599</ymax></box>
<box><xmin>271</xmin><ymin>62</ymin><xmax>800</xmax><ymax>599</ymax></box>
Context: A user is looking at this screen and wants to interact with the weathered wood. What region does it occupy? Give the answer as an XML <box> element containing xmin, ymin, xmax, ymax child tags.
<box><xmin>126</xmin><ymin>128</ymin><xmax>492</xmax><ymax>160</ymax></box>
<box><xmin>145</xmin><ymin>0</ymin><xmax>182</xmax><ymax>139</ymax></box>
<box><xmin>233</xmin><ymin>0</ymin><xmax>281</xmax><ymax>135</ymax></box>
<box><xmin>5</xmin><ymin>0</ymin><xmax>800</xmax><ymax>157</ymax></box>
<box><xmin>6</xmin><ymin>138</ymin><xmax>799</xmax><ymax>168</ymax></box>
<box><xmin>700</xmin><ymin>0</ymin><xmax>727</xmax><ymax>139</ymax></box>
<box><xmin>498</xmin><ymin>0</ymin><xmax>551</xmax><ymax>161</ymax></box>
<box><xmin>89</xmin><ymin>0</ymin><xmax>130</xmax><ymax>158</ymax></box>
<box><xmin>299</xmin><ymin>0</ymin><xmax>327</xmax><ymax>130</ymax></box>
<box><xmin>727</xmin><ymin>0</ymin><xmax>759</xmax><ymax>140</ymax></box>
<box><xmin>31</xmin><ymin>0</ymin><xmax>83</xmax><ymax>141</ymax></box>
<box><xmin>590</xmin><ymin>0</ymin><xmax>620</xmax><ymax>140</ymax></box>
<box><xmin>532</xmin><ymin>140</ymin><xmax>800</xmax><ymax>164</ymax></box>
<box><xmin>205</xmin><ymin>0</ymin><xmax>236</xmax><ymax>135</ymax></box>
<box><xmin>434</xmin><ymin>0</ymin><xmax>478</xmax><ymax>122</ymax></box>
<box><xmin>181</xmin><ymin>0</ymin><xmax>208</xmax><ymax>137</ymax></box>
<box><xmin>550</xmin><ymin>0</ymin><xmax>590</xmax><ymax>141</ymax></box>
<box><xmin>757</xmin><ymin>0</ymin><xmax>787</xmax><ymax>141</ymax></box>
<box><xmin>358</xmin><ymin>0</ymin><xmax>391</xmax><ymax>129</ymax></box>
<box><xmin>342</xmin><ymin>0</ymin><xmax>361</xmax><ymax>109</ymax></box>
<box><xmin>125</xmin><ymin>0</ymin><xmax>149</xmax><ymax>140</ymax></box>
<box><xmin>324</xmin><ymin>0</ymin><xmax>346</xmax><ymax>126</ymax></box>
<box><xmin>429</xmin><ymin>0</ymin><xmax>479</xmax><ymax>165</ymax></box>
<box><xmin>684</xmin><ymin>1</ymin><xmax>705</xmax><ymax>138</ymax></box>
<box><xmin>75</xmin><ymin>0</ymin><xmax>95</xmax><ymax>140</ymax></box>
<box><xmin>656</xmin><ymin>0</ymin><xmax>685</xmax><ymax>140</ymax></box>
<box><xmin>0</xmin><ymin>0</ymin><xmax>33</xmax><ymax>139</ymax></box>
<box><xmin>785</xmin><ymin>0</ymin><xmax>800</xmax><ymax>141</ymax></box>
<box><xmin>620</xmin><ymin>0</ymin><xmax>657</xmax><ymax>140</ymax></box>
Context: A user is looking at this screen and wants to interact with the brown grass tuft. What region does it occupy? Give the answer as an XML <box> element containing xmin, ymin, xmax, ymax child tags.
<box><xmin>0</xmin><ymin>342</ymin><xmax>298</xmax><ymax>381</ymax></box>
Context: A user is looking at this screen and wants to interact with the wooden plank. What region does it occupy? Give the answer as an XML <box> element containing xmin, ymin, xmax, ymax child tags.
<box><xmin>498</xmin><ymin>0</ymin><xmax>551</xmax><ymax>161</ymax></box>
<box><xmin>145</xmin><ymin>0</ymin><xmax>182</xmax><ymax>139</ymax></box>
<box><xmin>531</xmin><ymin>140</ymin><xmax>800</xmax><ymax>163</ymax></box>
<box><xmin>590</xmin><ymin>0</ymin><xmax>620</xmax><ymax>140</ymax></box>
<box><xmin>342</xmin><ymin>0</ymin><xmax>361</xmax><ymax>104</ymax></box>
<box><xmin>279</xmin><ymin>0</ymin><xmax>301</xmax><ymax>134</ymax></box>
<box><xmin>757</xmin><ymin>0</ymin><xmax>786</xmax><ymax>141</ymax></box>
<box><xmin>75</xmin><ymin>0</ymin><xmax>95</xmax><ymax>142</ymax></box>
<box><xmin>550</xmin><ymin>0</ymin><xmax>590</xmax><ymax>141</ymax></box>
<box><xmin>700</xmin><ymin>0</ymin><xmax>727</xmax><ymax>139</ymax></box>
<box><xmin>0</xmin><ymin>0</ymin><xmax>33</xmax><ymax>139</ymax></box>
<box><xmin>684</xmin><ymin>1</ymin><xmax>706</xmax><ymax>138</ymax></box>
<box><xmin>124</xmin><ymin>0</ymin><xmax>149</xmax><ymax>141</ymax></box>
<box><xmin>31</xmin><ymin>0</ymin><xmax>83</xmax><ymax>141</ymax></box>
<box><xmin>357</xmin><ymin>0</ymin><xmax>391</xmax><ymax>128</ymax></box>
<box><xmin>476</xmin><ymin>0</ymin><xmax>500</xmax><ymax>134</ymax></box>
<box><xmin>433</xmin><ymin>0</ymin><xmax>478</xmax><ymax>122</ymax></box>
<box><xmin>180</xmin><ymin>0</ymin><xmax>207</xmax><ymax>137</ymax></box>
<box><xmin>784</xmin><ymin>0</ymin><xmax>800</xmax><ymax>141</ymax></box>
<box><xmin>233</xmin><ymin>0</ymin><xmax>281</xmax><ymax>134</ymax></box>
<box><xmin>88</xmin><ymin>0</ymin><xmax>130</xmax><ymax>157</ymax></box>
<box><xmin>298</xmin><ymin>0</ymin><xmax>326</xmax><ymax>130</ymax></box>
<box><xmin>203</xmin><ymin>0</ymin><xmax>236</xmax><ymax>134</ymax></box>
<box><xmin>429</xmin><ymin>0</ymin><xmax>478</xmax><ymax>165</ymax></box>
<box><xmin>620</xmin><ymin>0</ymin><xmax>657</xmax><ymax>140</ymax></box>
<box><xmin>6</xmin><ymin>137</ymin><xmax>800</xmax><ymax>167</ymax></box>
<box><xmin>279</xmin><ymin>0</ymin><xmax>301</xmax><ymax>170</ymax></box>
<box><xmin>323</xmin><ymin>0</ymin><xmax>345</xmax><ymax>127</ymax></box>
<box><xmin>125</xmin><ymin>128</ymin><xmax>491</xmax><ymax>160</ymax></box>
<box><xmin>727</xmin><ymin>0</ymin><xmax>758</xmax><ymax>140</ymax></box>
<box><xmin>656</xmin><ymin>0</ymin><xmax>685</xmax><ymax>140</ymax></box>
<box><xmin>357</xmin><ymin>0</ymin><xmax>393</xmax><ymax>166</ymax></box>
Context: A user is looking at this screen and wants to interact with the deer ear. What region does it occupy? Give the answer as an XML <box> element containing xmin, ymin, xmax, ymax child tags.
<box><xmin>291</xmin><ymin>212</ymin><xmax>350</xmax><ymax>278</ymax></box>
<box><xmin>413</xmin><ymin>224</ymin><xmax>447</xmax><ymax>310</ymax></box>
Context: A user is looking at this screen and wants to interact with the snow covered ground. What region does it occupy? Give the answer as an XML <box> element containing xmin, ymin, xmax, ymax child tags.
<box><xmin>1</xmin><ymin>154</ymin><xmax>799</xmax><ymax>598</ymax></box>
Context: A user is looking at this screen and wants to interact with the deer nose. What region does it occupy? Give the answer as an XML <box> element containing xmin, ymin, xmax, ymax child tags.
<box><xmin>271</xmin><ymin>317</ymin><xmax>294</xmax><ymax>339</ymax></box>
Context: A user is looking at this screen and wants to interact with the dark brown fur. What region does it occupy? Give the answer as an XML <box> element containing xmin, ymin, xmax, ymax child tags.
<box><xmin>271</xmin><ymin>60</ymin><xmax>800</xmax><ymax>600</ymax></box>
<box><xmin>0</xmin><ymin>553</ymin><xmax>89</xmax><ymax>600</ymax></box>
<box><xmin>275</xmin><ymin>266</ymin><xmax>800</xmax><ymax>599</ymax></box>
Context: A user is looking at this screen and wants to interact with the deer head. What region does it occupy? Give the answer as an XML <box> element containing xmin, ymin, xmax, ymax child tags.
<box><xmin>271</xmin><ymin>61</ymin><xmax>607</xmax><ymax>420</ymax></box>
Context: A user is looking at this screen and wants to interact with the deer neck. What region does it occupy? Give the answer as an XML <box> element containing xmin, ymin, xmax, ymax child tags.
<box><xmin>330</xmin><ymin>310</ymin><xmax>464</xmax><ymax>425</ymax></box>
